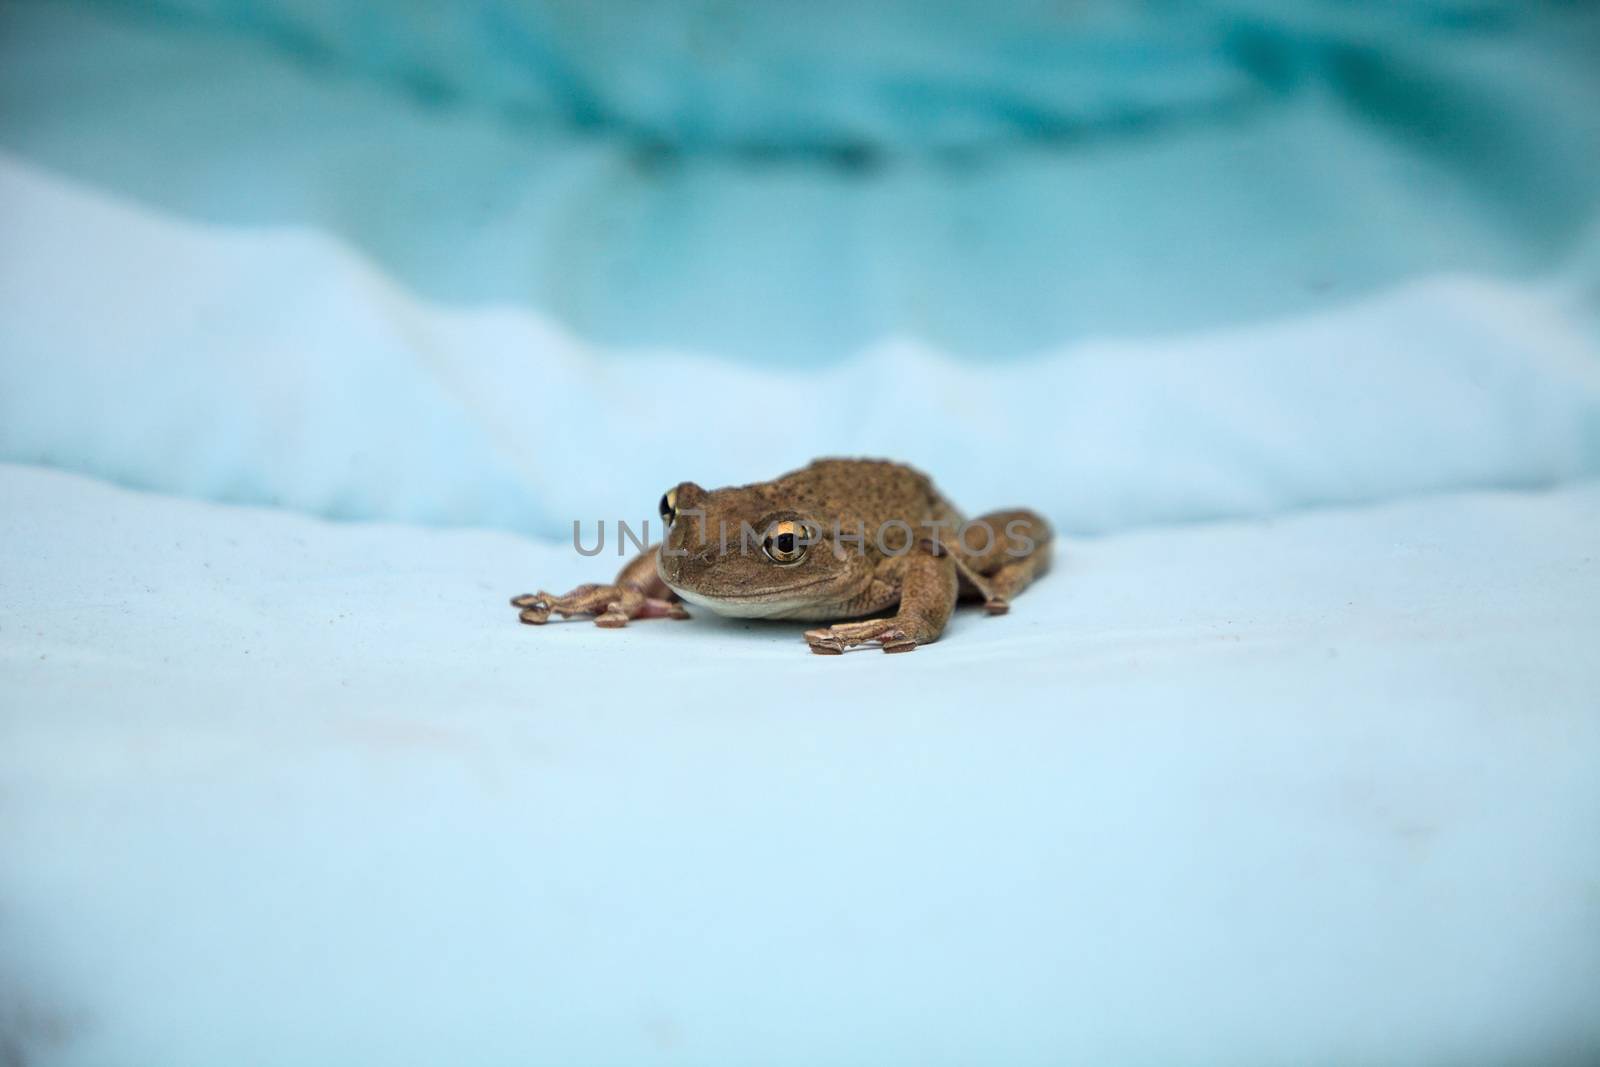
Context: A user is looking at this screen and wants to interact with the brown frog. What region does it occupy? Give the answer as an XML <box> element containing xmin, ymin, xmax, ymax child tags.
<box><xmin>510</xmin><ymin>458</ymin><xmax>1051</xmax><ymax>654</ymax></box>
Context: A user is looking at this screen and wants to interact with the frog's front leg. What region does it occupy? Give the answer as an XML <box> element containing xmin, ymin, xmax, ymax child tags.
<box><xmin>804</xmin><ymin>548</ymin><xmax>957</xmax><ymax>655</ymax></box>
<box><xmin>511</xmin><ymin>547</ymin><xmax>689</xmax><ymax>628</ymax></box>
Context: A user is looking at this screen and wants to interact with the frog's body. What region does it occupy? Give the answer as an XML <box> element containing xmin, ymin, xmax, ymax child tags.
<box><xmin>657</xmin><ymin>459</ymin><xmax>965</xmax><ymax>622</ymax></box>
<box><xmin>511</xmin><ymin>458</ymin><xmax>1051</xmax><ymax>654</ymax></box>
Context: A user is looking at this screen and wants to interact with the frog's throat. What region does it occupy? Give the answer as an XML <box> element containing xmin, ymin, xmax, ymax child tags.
<box><xmin>670</xmin><ymin>585</ymin><xmax>846</xmax><ymax>621</ymax></box>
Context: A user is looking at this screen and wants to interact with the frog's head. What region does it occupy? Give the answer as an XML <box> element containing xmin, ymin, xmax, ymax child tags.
<box><xmin>655</xmin><ymin>480</ymin><xmax>873</xmax><ymax>619</ymax></box>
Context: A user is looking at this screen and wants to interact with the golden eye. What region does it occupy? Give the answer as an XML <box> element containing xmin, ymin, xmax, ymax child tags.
<box><xmin>763</xmin><ymin>519</ymin><xmax>809</xmax><ymax>565</ymax></box>
<box><xmin>659</xmin><ymin>488</ymin><xmax>678</xmax><ymax>527</ymax></box>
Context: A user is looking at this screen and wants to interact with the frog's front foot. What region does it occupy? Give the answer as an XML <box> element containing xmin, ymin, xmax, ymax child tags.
<box><xmin>510</xmin><ymin>585</ymin><xmax>689</xmax><ymax>627</ymax></box>
<box><xmin>804</xmin><ymin>616</ymin><xmax>924</xmax><ymax>655</ymax></box>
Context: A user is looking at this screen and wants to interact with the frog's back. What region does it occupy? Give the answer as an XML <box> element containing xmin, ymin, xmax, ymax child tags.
<box><xmin>773</xmin><ymin>458</ymin><xmax>963</xmax><ymax>530</ymax></box>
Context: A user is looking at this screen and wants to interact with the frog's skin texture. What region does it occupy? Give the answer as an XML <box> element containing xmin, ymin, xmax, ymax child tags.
<box><xmin>510</xmin><ymin>458</ymin><xmax>1051</xmax><ymax>654</ymax></box>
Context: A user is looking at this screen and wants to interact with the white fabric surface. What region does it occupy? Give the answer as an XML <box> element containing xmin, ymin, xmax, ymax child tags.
<box><xmin>3</xmin><ymin>462</ymin><xmax>1598</xmax><ymax>1065</ymax></box>
<box><xmin>4</xmin><ymin>153</ymin><xmax>1600</xmax><ymax>542</ymax></box>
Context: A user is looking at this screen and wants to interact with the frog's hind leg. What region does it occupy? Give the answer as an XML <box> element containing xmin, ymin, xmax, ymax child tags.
<box><xmin>950</xmin><ymin>509</ymin><xmax>1053</xmax><ymax>616</ymax></box>
<box><xmin>805</xmin><ymin>549</ymin><xmax>957</xmax><ymax>655</ymax></box>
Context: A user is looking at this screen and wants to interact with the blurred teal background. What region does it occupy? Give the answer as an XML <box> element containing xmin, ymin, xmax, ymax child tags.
<box><xmin>2</xmin><ymin>0</ymin><xmax>1599</xmax><ymax>536</ymax></box>
<box><xmin>4</xmin><ymin>0</ymin><xmax>1598</xmax><ymax>359</ymax></box>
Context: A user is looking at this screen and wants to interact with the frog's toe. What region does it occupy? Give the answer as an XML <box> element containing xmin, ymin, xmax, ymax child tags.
<box><xmin>983</xmin><ymin>596</ymin><xmax>1010</xmax><ymax>616</ymax></box>
<box><xmin>804</xmin><ymin>627</ymin><xmax>846</xmax><ymax>654</ymax></box>
<box><xmin>881</xmin><ymin>636</ymin><xmax>918</xmax><ymax>653</ymax></box>
<box><xmin>595</xmin><ymin>602</ymin><xmax>631</xmax><ymax>628</ymax></box>
<box><xmin>518</xmin><ymin>605</ymin><xmax>551</xmax><ymax>625</ymax></box>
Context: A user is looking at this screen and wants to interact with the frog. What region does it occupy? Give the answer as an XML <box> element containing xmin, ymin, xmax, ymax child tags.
<box><xmin>509</xmin><ymin>458</ymin><xmax>1051</xmax><ymax>654</ymax></box>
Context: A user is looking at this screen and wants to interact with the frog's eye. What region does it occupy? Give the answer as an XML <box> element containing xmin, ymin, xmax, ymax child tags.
<box><xmin>763</xmin><ymin>519</ymin><xmax>809</xmax><ymax>565</ymax></box>
<box><xmin>659</xmin><ymin>488</ymin><xmax>678</xmax><ymax>527</ymax></box>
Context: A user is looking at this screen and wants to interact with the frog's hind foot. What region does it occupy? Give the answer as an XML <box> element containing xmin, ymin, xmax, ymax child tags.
<box><xmin>951</xmin><ymin>510</ymin><xmax>1052</xmax><ymax>616</ymax></box>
